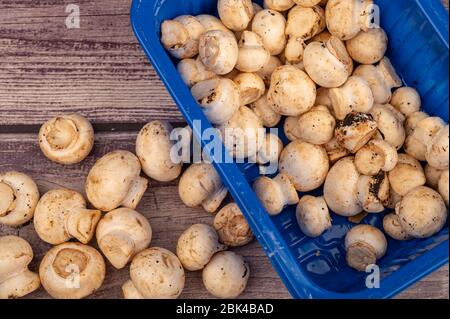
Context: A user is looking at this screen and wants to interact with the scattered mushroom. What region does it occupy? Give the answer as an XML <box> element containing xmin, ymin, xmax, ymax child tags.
<box><xmin>191</xmin><ymin>78</ymin><xmax>240</xmax><ymax>125</ymax></box>
<box><xmin>160</xmin><ymin>15</ymin><xmax>205</xmax><ymax>59</ymax></box>
<box><xmin>85</xmin><ymin>150</ymin><xmax>148</xmax><ymax>212</ymax></box>
<box><xmin>297</xmin><ymin>105</ymin><xmax>336</xmax><ymax>145</ymax></box>
<box><xmin>267</xmin><ymin>65</ymin><xmax>316</xmax><ymax>116</ymax></box>
<box><xmin>236</xmin><ymin>31</ymin><xmax>270</xmax><ymax>73</ymax></box>
<box><xmin>383</xmin><ymin>213</ymin><xmax>412</xmax><ymax>241</ymax></box>
<box><xmin>252</xmin><ymin>9</ymin><xmax>287</xmax><ymax>55</ymax></box>
<box><xmin>38</xmin><ymin>114</ymin><xmax>94</xmax><ymax>165</ymax></box>
<box><xmin>438</xmin><ymin>170</ymin><xmax>449</xmax><ymax>207</ymax></box>
<box><xmin>199</xmin><ymin>30</ymin><xmax>238</xmax><ymax>75</ymax></box>
<box><xmin>404</xmin><ymin>117</ymin><xmax>445</xmax><ymax>161</ymax></box>
<box><xmin>0</xmin><ymin>171</ymin><xmax>39</xmax><ymax>227</ymax></box>
<box><xmin>176</xmin><ymin>223</ymin><xmax>227</xmax><ymax>271</ymax></box>
<box><xmin>354</xmin><ymin>139</ymin><xmax>398</xmax><ymax>176</ymax></box>
<box><xmin>324</xmin><ymin>156</ymin><xmax>363</xmax><ymax>216</ymax></box>
<box><xmin>356</xmin><ymin>172</ymin><xmax>390</xmax><ymax>213</ymax></box>
<box><xmin>388</xmin><ymin>154</ymin><xmax>426</xmax><ymax>196</ymax></box>
<box><xmin>370</xmin><ymin>103</ymin><xmax>406</xmax><ymax>150</ymax></box>
<box><xmin>177</xmin><ymin>57</ymin><xmax>217</xmax><ymax>88</ymax></box>
<box><xmin>285</xmin><ymin>5</ymin><xmax>326</xmax><ymax>42</ymax></box>
<box><xmin>123</xmin><ymin>247</ymin><xmax>185</xmax><ymax>299</ymax></box>
<box><xmin>218</xmin><ymin>0</ymin><xmax>254</xmax><ymax>32</ymax></box>
<box><xmin>335</xmin><ymin>112</ymin><xmax>378</xmax><ymax>153</ymax></box>
<box><xmin>426</xmin><ymin>125</ymin><xmax>449</xmax><ymax>170</ymax></box>
<box><xmin>202</xmin><ymin>251</ymin><xmax>249</xmax><ymax>298</ymax></box>
<box><xmin>329</xmin><ymin>75</ymin><xmax>374</xmax><ymax>120</ymax></box>
<box><xmin>214</xmin><ymin>203</ymin><xmax>253</xmax><ymax>247</ymax></box>
<box><xmin>250</xmin><ymin>94</ymin><xmax>281</xmax><ymax>127</ymax></box>
<box><xmin>345</xmin><ymin>224</ymin><xmax>387</xmax><ymax>271</ymax></box>
<box><xmin>136</xmin><ymin>121</ymin><xmax>183</xmax><ymax>182</ymax></box>
<box><xmin>396</xmin><ymin>186</ymin><xmax>447</xmax><ymax>238</ymax></box>
<box><xmin>256</xmin><ymin>55</ymin><xmax>283</xmax><ymax>87</ymax></box>
<box><xmin>303</xmin><ymin>36</ymin><xmax>353</xmax><ymax>88</ymax></box>
<box><xmin>39</xmin><ymin>242</ymin><xmax>105</xmax><ymax>299</ymax></box>
<box><xmin>96</xmin><ymin>208</ymin><xmax>152</xmax><ymax>269</ymax></box>
<box><xmin>346</xmin><ymin>28</ymin><xmax>388</xmax><ymax>64</ymax></box>
<box><xmin>253</xmin><ymin>173</ymin><xmax>299</xmax><ymax>215</ymax></box>
<box><xmin>390</xmin><ymin>87</ymin><xmax>421</xmax><ymax>116</ymax></box>
<box><xmin>0</xmin><ymin>236</ymin><xmax>40</xmax><ymax>299</ymax></box>
<box><xmin>296</xmin><ymin>196</ymin><xmax>331</xmax><ymax>237</ymax></box>
<box><xmin>233</xmin><ymin>72</ymin><xmax>266</xmax><ymax>105</ymax></box>
<box><xmin>279</xmin><ymin>140</ymin><xmax>329</xmax><ymax>192</ymax></box>
<box><xmin>178</xmin><ymin>163</ymin><xmax>228</xmax><ymax>213</ymax></box>
<box><xmin>34</xmin><ymin>189</ymin><xmax>101</xmax><ymax>245</ymax></box>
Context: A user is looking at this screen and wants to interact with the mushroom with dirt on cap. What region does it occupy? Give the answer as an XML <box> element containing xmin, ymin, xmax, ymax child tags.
<box><xmin>297</xmin><ymin>105</ymin><xmax>336</xmax><ymax>145</ymax></box>
<box><xmin>390</xmin><ymin>87</ymin><xmax>421</xmax><ymax>116</ymax></box>
<box><xmin>335</xmin><ymin>112</ymin><xmax>378</xmax><ymax>153</ymax></box>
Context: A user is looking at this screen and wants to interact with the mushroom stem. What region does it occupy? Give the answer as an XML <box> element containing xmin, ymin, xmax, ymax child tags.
<box><xmin>0</xmin><ymin>268</ymin><xmax>40</xmax><ymax>299</ymax></box>
<box><xmin>98</xmin><ymin>231</ymin><xmax>135</xmax><ymax>269</ymax></box>
<box><xmin>346</xmin><ymin>242</ymin><xmax>377</xmax><ymax>272</ymax></box>
<box><xmin>202</xmin><ymin>186</ymin><xmax>228</xmax><ymax>214</ymax></box>
<box><xmin>122</xmin><ymin>280</ymin><xmax>144</xmax><ymax>299</ymax></box>
<box><xmin>0</xmin><ymin>182</ymin><xmax>15</xmax><ymax>217</ymax></box>
<box><xmin>274</xmin><ymin>174</ymin><xmax>299</xmax><ymax>208</ymax></box>
<box><xmin>121</xmin><ymin>176</ymin><xmax>148</xmax><ymax>209</ymax></box>
<box><xmin>65</xmin><ymin>208</ymin><xmax>102</xmax><ymax>244</ymax></box>
<box><xmin>44</xmin><ymin>117</ymin><xmax>78</xmax><ymax>150</ymax></box>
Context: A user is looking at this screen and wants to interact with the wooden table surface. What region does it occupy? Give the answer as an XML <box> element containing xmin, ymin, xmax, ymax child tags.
<box><xmin>0</xmin><ymin>0</ymin><xmax>448</xmax><ymax>299</ymax></box>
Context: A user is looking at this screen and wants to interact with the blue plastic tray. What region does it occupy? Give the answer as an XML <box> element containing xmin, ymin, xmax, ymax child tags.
<box><xmin>131</xmin><ymin>0</ymin><xmax>449</xmax><ymax>298</ymax></box>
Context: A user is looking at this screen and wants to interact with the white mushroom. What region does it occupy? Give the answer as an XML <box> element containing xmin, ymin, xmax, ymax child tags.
<box><xmin>264</xmin><ymin>0</ymin><xmax>295</xmax><ymax>11</ymax></box>
<box><xmin>0</xmin><ymin>171</ymin><xmax>39</xmax><ymax>227</ymax></box>
<box><xmin>404</xmin><ymin>117</ymin><xmax>445</xmax><ymax>161</ymax></box>
<box><xmin>425</xmin><ymin>164</ymin><xmax>445</xmax><ymax>190</ymax></box>
<box><xmin>356</xmin><ymin>172</ymin><xmax>390</xmax><ymax>213</ymax></box>
<box><xmin>353</xmin><ymin>57</ymin><xmax>402</xmax><ymax>104</ymax></box>
<box><xmin>405</xmin><ymin>111</ymin><xmax>429</xmax><ymax>136</ymax></box>
<box><xmin>345</xmin><ymin>224</ymin><xmax>387</xmax><ymax>271</ymax></box>
<box><xmin>236</xmin><ymin>31</ymin><xmax>271</xmax><ymax>72</ymax></box>
<box><xmin>279</xmin><ymin>140</ymin><xmax>329</xmax><ymax>192</ymax></box>
<box><xmin>214</xmin><ymin>203</ymin><xmax>253</xmax><ymax>247</ymax></box>
<box><xmin>176</xmin><ymin>224</ymin><xmax>227</xmax><ymax>271</ymax></box>
<box><xmin>253</xmin><ymin>173</ymin><xmax>299</xmax><ymax>215</ymax></box>
<box><xmin>253</xmin><ymin>133</ymin><xmax>284</xmax><ymax>165</ymax></box>
<box><xmin>0</xmin><ymin>236</ymin><xmax>40</xmax><ymax>299</ymax></box>
<box><xmin>346</xmin><ymin>28</ymin><xmax>388</xmax><ymax>64</ymax></box>
<box><xmin>136</xmin><ymin>121</ymin><xmax>182</xmax><ymax>182</ymax></box>
<box><xmin>354</xmin><ymin>139</ymin><xmax>398</xmax><ymax>176</ymax></box>
<box><xmin>252</xmin><ymin>9</ymin><xmax>287</xmax><ymax>55</ymax></box>
<box><xmin>324</xmin><ymin>156</ymin><xmax>363</xmax><ymax>216</ymax></box>
<box><xmin>303</xmin><ymin>36</ymin><xmax>353</xmax><ymax>88</ymax></box>
<box><xmin>284</xmin><ymin>37</ymin><xmax>306</xmax><ymax>64</ymax></box>
<box><xmin>33</xmin><ymin>189</ymin><xmax>101</xmax><ymax>245</ymax></box>
<box><xmin>177</xmin><ymin>57</ymin><xmax>217</xmax><ymax>88</ymax></box>
<box><xmin>38</xmin><ymin>114</ymin><xmax>94</xmax><ymax>165</ymax></box>
<box><xmin>218</xmin><ymin>0</ymin><xmax>254</xmax><ymax>32</ymax></box>
<box><xmin>178</xmin><ymin>163</ymin><xmax>228</xmax><ymax>213</ymax></box>
<box><xmin>426</xmin><ymin>125</ymin><xmax>449</xmax><ymax>170</ymax></box>
<box><xmin>388</xmin><ymin>154</ymin><xmax>426</xmax><ymax>196</ymax></box>
<box><xmin>293</xmin><ymin>0</ymin><xmax>322</xmax><ymax>7</ymax></box>
<box><xmin>309</xmin><ymin>29</ymin><xmax>332</xmax><ymax>43</ymax></box>
<box><xmin>85</xmin><ymin>150</ymin><xmax>148</xmax><ymax>211</ymax></box>
<box><xmin>390</xmin><ymin>87</ymin><xmax>421</xmax><ymax>116</ymax></box>
<box><xmin>256</xmin><ymin>55</ymin><xmax>283</xmax><ymax>87</ymax></box>
<box><xmin>383</xmin><ymin>213</ymin><xmax>412</xmax><ymax>241</ymax></box>
<box><xmin>386</xmin><ymin>187</ymin><xmax>403</xmax><ymax>210</ymax></box>
<box><xmin>286</xmin><ymin>5</ymin><xmax>326</xmax><ymax>42</ymax></box>
<box><xmin>191</xmin><ymin>78</ymin><xmax>240</xmax><ymax>125</ymax></box>
<box><xmin>370</xmin><ymin>103</ymin><xmax>406</xmax><ymax>150</ymax></box>
<box><xmin>396</xmin><ymin>186</ymin><xmax>447</xmax><ymax>238</ymax></box>
<box><xmin>296</xmin><ymin>196</ymin><xmax>331</xmax><ymax>237</ymax></box>
<box><xmin>329</xmin><ymin>75</ymin><xmax>374</xmax><ymax>120</ymax></box>
<box><xmin>123</xmin><ymin>247</ymin><xmax>185</xmax><ymax>299</ymax></box>
<box><xmin>297</xmin><ymin>105</ymin><xmax>336</xmax><ymax>145</ymax></box>
<box><xmin>233</xmin><ymin>72</ymin><xmax>266</xmax><ymax>105</ymax></box>
<box><xmin>160</xmin><ymin>15</ymin><xmax>205</xmax><ymax>59</ymax></box>
<box><xmin>283</xmin><ymin>116</ymin><xmax>302</xmax><ymax>141</ymax></box>
<box><xmin>202</xmin><ymin>251</ymin><xmax>249</xmax><ymax>298</ymax></box>
<box><xmin>335</xmin><ymin>112</ymin><xmax>378</xmax><ymax>153</ymax></box>
<box><xmin>39</xmin><ymin>242</ymin><xmax>105</xmax><ymax>299</ymax></box>
<box><xmin>268</xmin><ymin>65</ymin><xmax>316</xmax><ymax>116</ymax></box>
<box><xmin>199</xmin><ymin>30</ymin><xmax>238</xmax><ymax>75</ymax></box>
<box><xmin>324</xmin><ymin>136</ymin><xmax>350</xmax><ymax>163</ymax></box>
<box><xmin>96</xmin><ymin>208</ymin><xmax>152</xmax><ymax>269</ymax></box>
<box><xmin>438</xmin><ymin>170</ymin><xmax>449</xmax><ymax>207</ymax></box>
<box><xmin>196</xmin><ymin>14</ymin><xmax>233</xmax><ymax>35</ymax></box>
<box><xmin>250</xmin><ymin>94</ymin><xmax>281</xmax><ymax>127</ymax></box>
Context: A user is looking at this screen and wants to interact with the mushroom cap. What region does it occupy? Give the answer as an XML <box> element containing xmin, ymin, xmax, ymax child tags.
<box><xmin>438</xmin><ymin>170</ymin><xmax>449</xmax><ymax>207</ymax></box>
<box><xmin>218</xmin><ymin>0</ymin><xmax>254</xmax><ymax>32</ymax></box>
<box><xmin>38</xmin><ymin>114</ymin><xmax>94</xmax><ymax>165</ymax></box>
<box><xmin>199</xmin><ymin>30</ymin><xmax>238</xmax><ymax>75</ymax></box>
<box><xmin>296</xmin><ymin>195</ymin><xmax>331</xmax><ymax>237</ymax></box>
<box><xmin>233</xmin><ymin>72</ymin><xmax>266</xmax><ymax>106</ymax></box>
<box><xmin>214</xmin><ymin>203</ymin><xmax>253</xmax><ymax>247</ymax></box>
<box><xmin>405</xmin><ymin>111</ymin><xmax>429</xmax><ymax>136</ymax></box>
<box><xmin>335</xmin><ymin>112</ymin><xmax>378</xmax><ymax>153</ymax></box>
<box><xmin>388</xmin><ymin>154</ymin><xmax>426</xmax><ymax>196</ymax></box>
<box><xmin>254</xmin><ymin>133</ymin><xmax>284</xmax><ymax>165</ymax></box>
<box><xmin>177</xmin><ymin>57</ymin><xmax>217</xmax><ymax>88</ymax></box>
<box><xmin>396</xmin><ymin>186</ymin><xmax>447</xmax><ymax>238</ymax></box>
<box><xmin>129</xmin><ymin>247</ymin><xmax>185</xmax><ymax>299</ymax></box>
<box><xmin>0</xmin><ymin>171</ymin><xmax>39</xmax><ymax>226</ymax></box>
<box><xmin>346</xmin><ymin>28</ymin><xmax>388</xmax><ymax>64</ymax></box>
<box><xmin>345</xmin><ymin>224</ymin><xmax>387</xmax><ymax>271</ymax></box>
<box><xmin>424</xmin><ymin>164</ymin><xmax>445</xmax><ymax>190</ymax></box>
<box><xmin>121</xmin><ymin>279</ymin><xmax>144</xmax><ymax>299</ymax></box>
<box><xmin>202</xmin><ymin>251</ymin><xmax>249</xmax><ymax>298</ymax></box>
<box><xmin>196</xmin><ymin>14</ymin><xmax>233</xmax><ymax>35</ymax></box>
<box><xmin>286</xmin><ymin>5</ymin><xmax>326</xmax><ymax>41</ymax></box>
<box><xmin>256</xmin><ymin>55</ymin><xmax>283</xmax><ymax>87</ymax></box>
<box><xmin>324</xmin><ymin>156</ymin><xmax>363</xmax><ymax>216</ymax></box>
<box><xmin>304</xmin><ymin>36</ymin><xmax>353</xmax><ymax>88</ymax></box>
<box><xmin>39</xmin><ymin>242</ymin><xmax>105</xmax><ymax>299</ymax></box>
<box><xmin>191</xmin><ymin>78</ymin><xmax>240</xmax><ymax>125</ymax></box>
<box><xmin>96</xmin><ymin>208</ymin><xmax>152</xmax><ymax>269</ymax></box>
<box><xmin>297</xmin><ymin>106</ymin><xmax>336</xmax><ymax>145</ymax></box>
<box><xmin>268</xmin><ymin>65</ymin><xmax>316</xmax><ymax>116</ymax></box>
<box><xmin>355</xmin><ymin>139</ymin><xmax>398</xmax><ymax>176</ymax></box>
<box><xmin>390</xmin><ymin>87</ymin><xmax>421</xmax><ymax>116</ymax></box>
<box><xmin>265</xmin><ymin>0</ymin><xmax>295</xmax><ymax>11</ymax></box>
<box><xmin>250</xmin><ymin>94</ymin><xmax>281</xmax><ymax>127</ymax></box>
<box><xmin>293</xmin><ymin>0</ymin><xmax>322</xmax><ymax>7</ymax></box>
<box><xmin>370</xmin><ymin>104</ymin><xmax>406</xmax><ymax>150</ymax></box>
<box><xmin>85</xmin><ymin>150</ymin><xmax>147</xmax><ymax>212</ymax></box>
<box><xmin>405</xmin><ymin>117</ymin><xmax>445</xmax><ymax>161</ymax></box>
<box><xmin>284</xmin><ymin>37</ymin><xmax>306</xmax><ymax>64</ymax></box>
<box><xmin>252</xmin><ymin>9</ymin><xmax>287</xmax><ymax>55</ymax></box>
<box><xmin>324</xmin><ymin>136</ymin><xmax>350</xmax><ymax>163</ymax></box>
<box><xmin>383</xmin><ymin>213</ymin><xmax>412</xmax><ymax>241</ymax></box>
<box><xmin>426</xmin><ymin>125</ymin><xmax>449</xmax><ymax>170</ymax></box>
<box><xmin>283</xmin><ymin>116</ymin><xmax>302</xmax><ymax>141</ymax></box>
<box><xmin>34</xmin><ymin>189</ymin><xmax>101</xmax><ymax>245</ymax></box>
<box><xmin>356</xmin><ymin>172</ymin><xmax>390</xmax><ymax>213</ymax></box>
<box><xmin>136</xmin><ymin>121</ymin><xmax>182</xmax><ymax>182</ymax></box>
<box><xmin>236</xmin><ymin>31</ymin><xmax>271</xmax><ymax>73</ymax></box>
<box><xmin>279</xmin><ymin>140</ymin><xmax>329</xmax><ymax>192</ymax></box>
<box><xmin>176</xmin><ymin>223</ymin><xmax>227</xmax><ymax>271</ymax></box>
